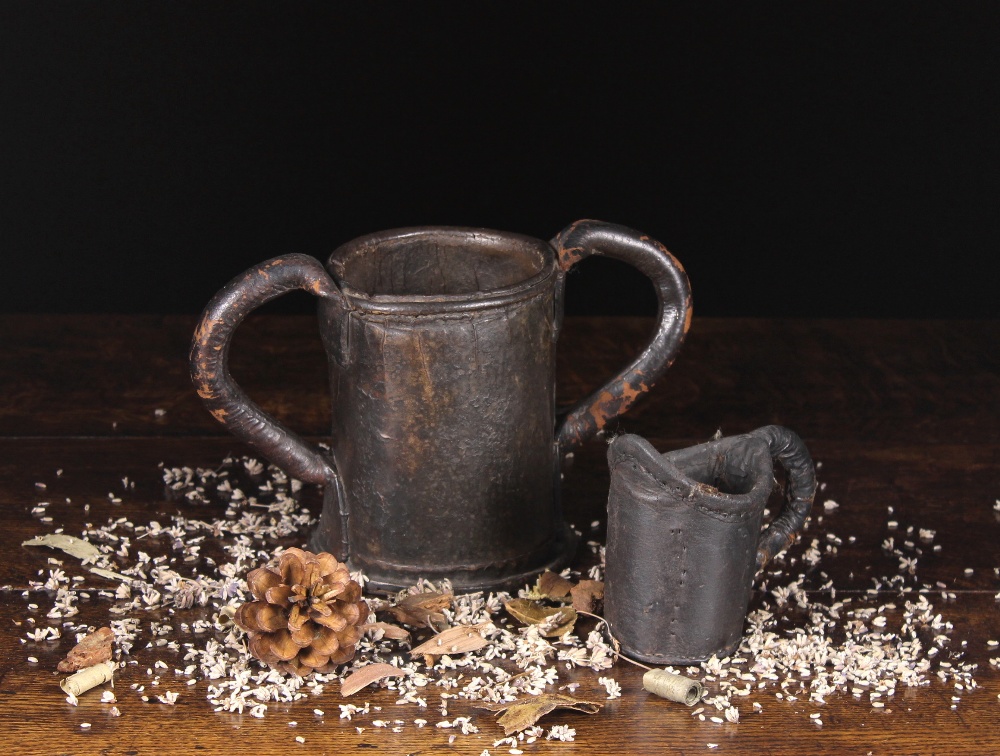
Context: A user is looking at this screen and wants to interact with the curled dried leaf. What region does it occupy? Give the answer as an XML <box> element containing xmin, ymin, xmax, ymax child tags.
<box><xmin>536</xmin><ymin>570</ymin><xmax>573</xmax><ymax>599</ymax></box>
<box><xmin>58</xmin><ymin>627</ymin><xmax>114</xmax><ymax>673</ymax></box>
<box><xmin>410</xmin><ymin>623</ymin><xmax>490</xmax><ymax>657</ymax></box>
<box><xmin>388</xmin><ymin>591</ymin><xmax>452</xmax><ymax>628</ymax></box>
<box><xmin>341</xmin><ymin>663</ymin><xmax>406</xmax><ymax>696</ymax></box>
<box><xmin>474</xmin><ymin>693</ymin><xmax>603</xmax><ymax>735</ymax></box>
<box><xmin>504</xmin><ymin>598</ymin><xmax>577</xmax><ymax>637</ymax></box>
<box><xmin>570</xmin><ymin>579</ymin><xmax>605</xmax><ymax>613</ymax></box>
<box><xmin>363</xmin><ymin>622</ymin><xmax>411</xmax><ymax>642</ymax></box>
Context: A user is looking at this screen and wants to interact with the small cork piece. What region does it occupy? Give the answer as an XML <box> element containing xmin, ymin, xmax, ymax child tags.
<box><xmin>60</xmin><ymin>661</ymin><xmax>116</xmax><ymax>698</ymax></box>
<box><xmin>642</xmin><ymin>668</ymin><xmax>704</xmax><ymax>705</ymax></box>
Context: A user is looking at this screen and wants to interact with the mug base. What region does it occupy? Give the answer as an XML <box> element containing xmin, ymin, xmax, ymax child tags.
<box><xmin>610</xmin><ymin>635</ymin><xmax>744</xmax><ymax>667</ymax></box>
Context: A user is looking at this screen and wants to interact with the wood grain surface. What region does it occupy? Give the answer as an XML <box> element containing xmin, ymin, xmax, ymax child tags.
<box><xmin>1</xmin><ymin>315</ymin><xmax>998</xmax><ymax>755</ymax></box>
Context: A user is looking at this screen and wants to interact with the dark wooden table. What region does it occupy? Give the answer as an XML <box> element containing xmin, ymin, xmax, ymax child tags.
<box><xmin>1</xmin><ymin>315</ymin><xmax>998</xmax><ymax>755</ymax></box>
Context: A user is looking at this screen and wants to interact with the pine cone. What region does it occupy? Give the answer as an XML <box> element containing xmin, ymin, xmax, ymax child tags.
<box><xmin>235</xmin><ymin>548</ymin><xmax>368</xmax><ymax>676</ymax></box>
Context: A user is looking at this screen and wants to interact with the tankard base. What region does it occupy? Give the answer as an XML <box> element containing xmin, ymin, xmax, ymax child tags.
<box><xmin>309</xmin><ymin>524</ymin><xmax>579</xmax><ymax>596</ymax></box>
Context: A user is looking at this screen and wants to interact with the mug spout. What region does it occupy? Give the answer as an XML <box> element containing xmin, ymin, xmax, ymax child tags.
<box><xmin>607</xmin><ymin>433</ymin><xmax>688</xmax><ymax>492</ymax></box>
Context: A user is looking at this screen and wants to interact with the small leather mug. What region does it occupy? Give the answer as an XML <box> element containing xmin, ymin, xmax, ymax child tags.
<box><xmin>191</xmin><ymin>220</ymin><xmax>691</xmax><ymax>592</ymax></box>
<box><xmin>604</xmin><ymin>426</ymin><xmax>816</xmax><ymax>664</ymax></box>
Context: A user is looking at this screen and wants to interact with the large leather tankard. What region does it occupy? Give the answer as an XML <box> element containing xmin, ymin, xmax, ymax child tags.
<box><xmin>191</xmin><ymin>220</ymin><xmax>692</xmax><ymax>592</ymax></box>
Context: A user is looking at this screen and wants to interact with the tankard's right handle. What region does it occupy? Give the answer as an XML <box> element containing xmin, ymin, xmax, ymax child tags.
<box><xmin>551</xmin><ymin>220</ymin><xmax>693</xmax><ymax>454</ymax></box>
<box><xmin>190</xmin><ymin>255</ymin><xmax>347</xmax><ymax>553</ymax></box>
<box><xmin>751</xmin><ymin>425</ymin><xmax>818</xmax><ymax>568</ymax></box>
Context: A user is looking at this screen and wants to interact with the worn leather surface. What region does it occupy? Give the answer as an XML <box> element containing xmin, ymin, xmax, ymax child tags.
<box><xmin>604</xmin><ymin>426</ymin><xmax>816</xmax><ymax>664</ymax></box>
<box><xmin>190</xmin><ymin>222</ymin><xmax>691</xmax><ymax>592</ymax></box>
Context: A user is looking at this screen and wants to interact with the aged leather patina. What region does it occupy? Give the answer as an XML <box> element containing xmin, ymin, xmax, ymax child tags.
<box><xmin>604</xmin><ymin>426</ymin><xmax>816</xmax><ymax>664</ymax></box>
<box><xmin>190</xmin><ymin>220</ymin><xmax>692</xmax><ymax>592</ymax></box>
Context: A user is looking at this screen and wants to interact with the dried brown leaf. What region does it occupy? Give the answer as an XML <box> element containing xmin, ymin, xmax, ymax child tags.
<box><xmin>341</xmin><ymin>663</ymin><xmax>406</xmax><ymax>696</ymax></box>
<box><xmin>536</xmin><ymin>570</ymin><xmax>573</xmax><ymax>599</ymax></box>
<box><xmin>474</xmin><ymin>693</ymin><xmax>603</xmax><ymax>735</ymax></box>
<box><xmin>363</xmin><ymin>622</ymin><xmax>411</xmax><ymax>642</ymax></box>
<box><xmin>409</xmin><ymin>623</ymin><xmax>490</xmax><ymax>657</ymax></box>
<box><xmin>57</xmin><ymin>627</ymin><xmax>114</xmax><ymax>672</ymax></box>
<box><xmin>503</xmin><ymin>598</ymin><xmax>577</xmax><ymax>637</ymax></box>
<box><xmin>388</xmin><ymin>591</ymin><xmax>453</xmax><ymax>628</ymax></box>
<box><xmin>570</xmin><ymin>579</ymin><xmax>605</xmax><ymax>613</ymax></box>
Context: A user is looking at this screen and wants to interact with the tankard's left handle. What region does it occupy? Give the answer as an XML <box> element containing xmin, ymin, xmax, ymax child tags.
<box><xmin>190</xmin><ymin>255</ymin><xmax>349</xmax><ymax>555</ymax></box>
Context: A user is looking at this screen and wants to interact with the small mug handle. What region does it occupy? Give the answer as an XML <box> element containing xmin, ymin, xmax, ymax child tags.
<box><xmin>551</xmin><ymin>220</ymin><xmax>693</xmax><ymax>454</ymax></box>
<box><xmin>751</xmin><ymin>425</ymin><xmax>818</xmax><ymax>568</ymax></box>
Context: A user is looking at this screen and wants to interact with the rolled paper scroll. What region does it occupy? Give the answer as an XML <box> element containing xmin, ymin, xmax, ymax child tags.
<box><xmin>60</xmin><ymin>661</ymin><xmax>116</xmax><ymax>698</ymax></box>
<box><xmin>642</xmin><ymin>668</ymin><xmax>705</xmax><ymax>705</ymax></box>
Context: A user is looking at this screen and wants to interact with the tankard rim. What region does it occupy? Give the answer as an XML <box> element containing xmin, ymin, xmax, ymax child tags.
<box><xmin>326</xmin><ymin>226</ymin><xmax>559</xmax><ymax>316</ymax></box>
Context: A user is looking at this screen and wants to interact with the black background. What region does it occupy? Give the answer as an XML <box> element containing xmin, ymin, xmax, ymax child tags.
<box><xmin>2</xmin><ymin>3</ymin><xmax>997</xmax><ymax>317</ymax></box>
